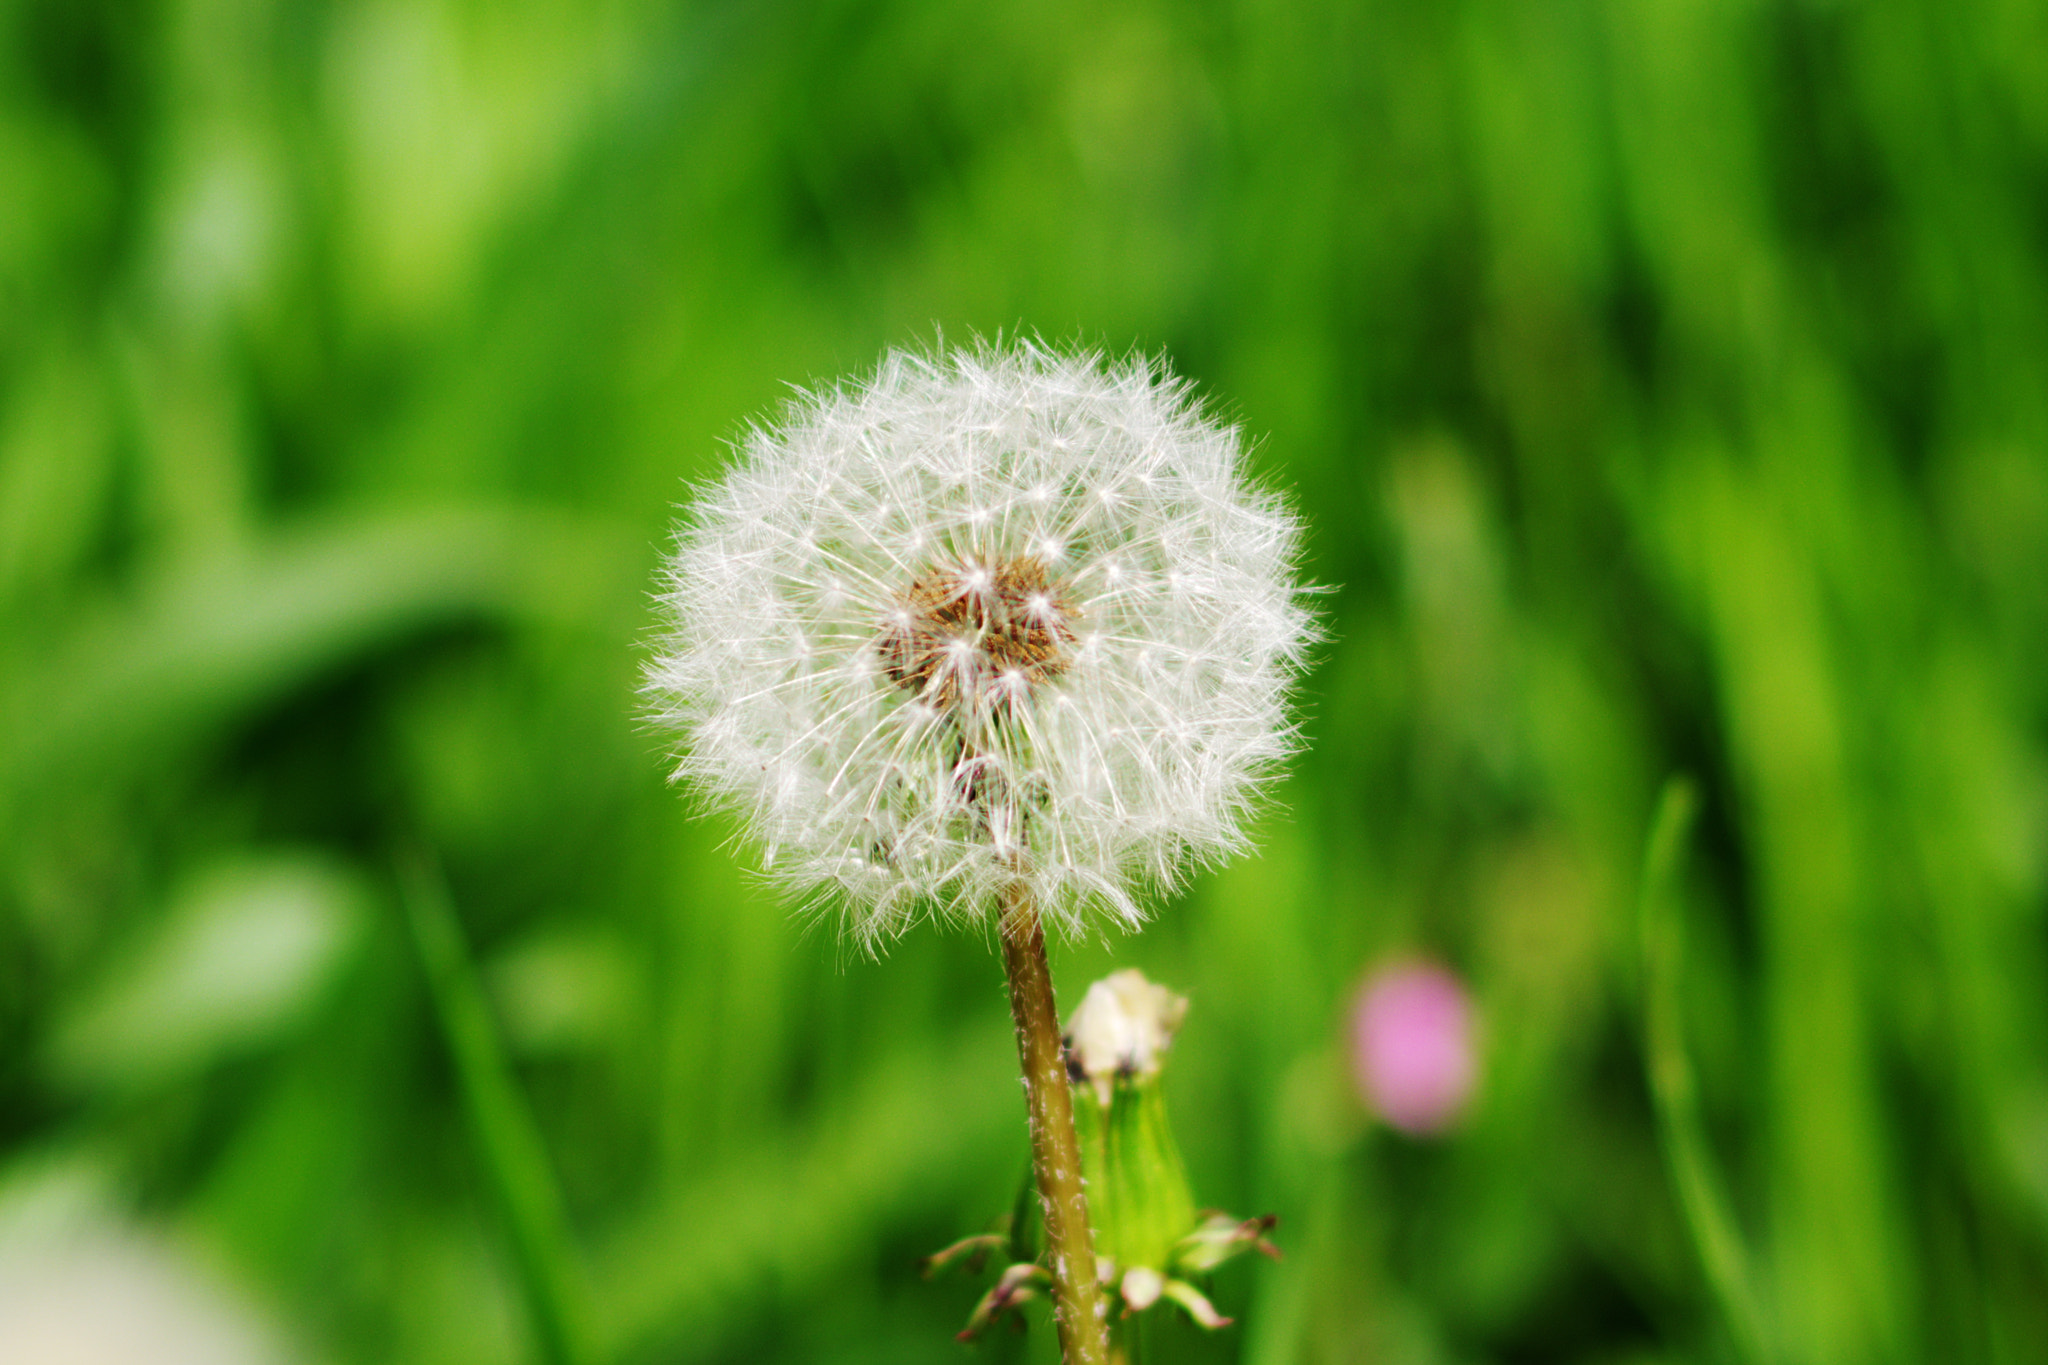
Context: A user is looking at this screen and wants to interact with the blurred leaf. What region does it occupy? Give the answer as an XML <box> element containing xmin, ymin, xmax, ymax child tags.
<box><xmin>43</xmin><ymin>852</ymin><xmax>365</xmax><ymax>1095</ymax></box>
<box><xmin>485</xmin><ymin>927</ymin><xmax>641</xmax><ymax>1058</ymax></box>
<box><xmin>595</xmin><ymin>1019</ymin><xmax>1016</xmax><ymax>1361</ymax></box>
<box><xmin>0</xmin><ymin>340</ymin><xmax>115</xmax><ymax>604</ymax></box>
<box><xmin>0</xmin><ymin>505</ymin><xmax>642</xmax><ymax>816</ymax></box>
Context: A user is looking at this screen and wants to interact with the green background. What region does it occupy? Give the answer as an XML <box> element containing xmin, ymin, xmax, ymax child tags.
<box><xmin>3</xmin><ymin>0</ymin><xmax>2046</xmax><ymax>1361</ymax></box>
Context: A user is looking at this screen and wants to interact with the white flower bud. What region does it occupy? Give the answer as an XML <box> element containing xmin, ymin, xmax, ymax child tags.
<box><xmin>1063</xmin><ymin>968</ymin><xmax>1189</xmax><ymax>1108</ymax></box>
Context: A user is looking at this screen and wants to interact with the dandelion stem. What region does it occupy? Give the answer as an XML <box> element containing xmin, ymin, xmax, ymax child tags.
<box><xmin>999</xmin><ymin>883</ymin><xmax>1110</xmax><ymax>1365</ymax></box>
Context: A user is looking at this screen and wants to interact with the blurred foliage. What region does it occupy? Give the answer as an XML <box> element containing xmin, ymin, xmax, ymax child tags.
<box><xmin>3</xmin><ymin>0</ymin><xmax>2047</xmax><ymax>1362</ymax></box>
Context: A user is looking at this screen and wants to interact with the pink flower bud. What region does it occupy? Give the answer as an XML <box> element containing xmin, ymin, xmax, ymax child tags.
<box><xmin>1349</xmin><ymin>960</ymin><xmax>1478</xmax><ymax>1135</ymax></box>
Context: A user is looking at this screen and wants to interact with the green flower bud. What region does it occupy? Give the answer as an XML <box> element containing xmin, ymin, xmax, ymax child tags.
<box><xmin>1066</xmin><ymin>970</ymin><xmax>1279</xmax><ymax>1331</ymax></box>
<box><xmin>931</xmin><ymin>967</ymin><xmax>1279</xmax><ymax>1343</ymax></box>
<box><xmin>1065</xmin><ymin>970</ymin><xmax>1198</xmax><ymax>1277</ymax></box>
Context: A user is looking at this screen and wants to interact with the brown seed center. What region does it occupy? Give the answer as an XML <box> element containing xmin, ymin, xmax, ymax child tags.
<box><xmin>878</xmin><ymin>557</ymin><xmax>1076</xmax><ymax>711</ymax></box>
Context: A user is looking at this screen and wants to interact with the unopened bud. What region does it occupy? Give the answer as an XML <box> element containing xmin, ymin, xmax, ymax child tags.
<box><xmin>937</xmin><ymin>967</ymin><xmax>1279</xmax><ymax>1340</ymax></box>
<box><xmin>1063</xmin><ymin>968</ymin><xmax>1189</xmax><ymax>1108</ymax></box>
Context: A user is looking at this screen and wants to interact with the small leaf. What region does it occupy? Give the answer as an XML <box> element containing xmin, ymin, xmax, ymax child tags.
<box><xmin>1119</xmin><ymin>1265</ymin><xmax>1163</xmax><ymax>1311</ymax></box>
<box><xmin>1171</xmin><ymin>1212</ymin><xmax>1280</xmax><ymax>1274</ymax></box>
<box><xmin>957</xmin><ymin>1262</ymin><xmax>1049</xmax><ymax>1340</ymax></box>
<box><xmin>922</xmin><ymin>1233</ymin><xmax>1007</xmax><ymax>1279</ymax></box>
<box><xmin>1159</xmin><ymin>1277</ymin><xmax>1233</xmax><ymax>1330</ymax></box>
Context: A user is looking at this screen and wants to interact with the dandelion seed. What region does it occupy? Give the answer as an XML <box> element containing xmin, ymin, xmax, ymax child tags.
<box><xmin>647</xmin><ymin>341</ymin><xmax>1311</xmax><ymax>948</ymax></box>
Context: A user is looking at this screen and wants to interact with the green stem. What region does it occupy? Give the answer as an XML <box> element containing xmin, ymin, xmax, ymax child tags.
<box><xmin>999</xmin><ymin>884</ymin><xmax>1110</xmax><ymax>1365</ymax></box>
<box><xmin>1638</xmin><ymin>778</ymin><xmax>1772</xmax><ymax>1365</ymax></box>
<box><xmin>402</xmin><ymin>854</ymin><xmax>595</xmax><ymax>1365</ymax></box>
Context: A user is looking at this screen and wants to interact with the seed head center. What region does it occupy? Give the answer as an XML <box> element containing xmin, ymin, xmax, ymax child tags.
<box><xmin>879</xmin><ymin>556</ymin><xmax>1076</xmax><ymax>710</ymax></box>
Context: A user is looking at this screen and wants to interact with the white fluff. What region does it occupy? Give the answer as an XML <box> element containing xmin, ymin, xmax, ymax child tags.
<box><xmin>648</xmin><ymin>342</ymin><xmax>1311</xmax><ymax>947</ymax></box>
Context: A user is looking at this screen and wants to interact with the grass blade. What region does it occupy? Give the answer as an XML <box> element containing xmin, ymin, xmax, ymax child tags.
<box><xmin>401</xmin><ymin>853</ymin><xmax>595</xmax><ymax>1365</ymax></box>
<box><xmin>1639</xmin><ymin>777</ymin><xmax>1771</xmax><ymax>1365</ymax></box>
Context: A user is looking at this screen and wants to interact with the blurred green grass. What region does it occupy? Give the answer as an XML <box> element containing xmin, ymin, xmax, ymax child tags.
<box><xmin>3</xmin><ymin>0</ymin><xmax>2047</xmax><ymax>1361</ymax></box>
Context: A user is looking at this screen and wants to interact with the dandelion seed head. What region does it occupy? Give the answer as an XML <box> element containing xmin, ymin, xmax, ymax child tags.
<box><xmin>648</xmin><ymin>341</ymin><xmax>1312</xmax><ymax>947</ymax></box>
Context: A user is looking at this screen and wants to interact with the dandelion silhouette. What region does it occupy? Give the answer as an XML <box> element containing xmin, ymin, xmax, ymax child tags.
<box><xmin>648</xmin><ymin>341</ymin><xmax>1310</xmax><ymax>1362</ymax></box>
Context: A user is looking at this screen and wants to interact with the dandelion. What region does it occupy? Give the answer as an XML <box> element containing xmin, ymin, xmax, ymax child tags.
<box><xmin>648</xmin><ymin>341</ymin><xmax>1310</xmax><ymax>1363</ymax></box>
<box><xmin>648</xmin><ymin>341</ymin><xmax>1309</xmax><ymax>946</ymax></box>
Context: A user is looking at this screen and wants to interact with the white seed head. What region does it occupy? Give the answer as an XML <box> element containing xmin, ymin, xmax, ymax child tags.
<box><xmin>647</xmin><ymin>342</ymin><xmax>1312</xmax><ymax>947</ymax></box>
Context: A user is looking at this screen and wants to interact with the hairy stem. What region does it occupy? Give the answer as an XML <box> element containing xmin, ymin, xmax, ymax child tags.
<box><xmin>1000</xmin><ymin>885</ymin><xmax>1110</xmax><ymax>1365</ymax></box>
